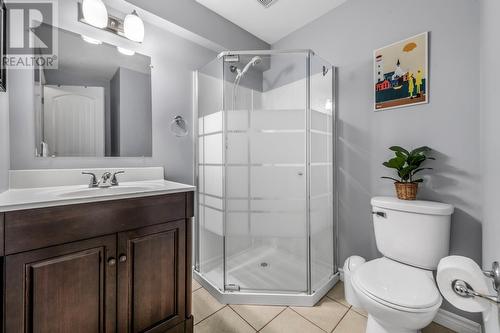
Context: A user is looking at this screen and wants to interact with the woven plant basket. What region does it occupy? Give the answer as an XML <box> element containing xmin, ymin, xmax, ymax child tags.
<box><xmin>395</xmin><ymin>182</ymin><xmax>418</xmax><ymax>200</ymax></box>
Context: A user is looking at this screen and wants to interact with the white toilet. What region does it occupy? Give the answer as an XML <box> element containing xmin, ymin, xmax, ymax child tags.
<box><xmin>344</xmin><ymin>197</ymin><xmax>454</xmax><ymax>333</ymax></box>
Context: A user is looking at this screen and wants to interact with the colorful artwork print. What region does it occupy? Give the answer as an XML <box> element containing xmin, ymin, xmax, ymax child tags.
<box><xmin>374</xmin><ymin>32</ymin><xmax>428</xmax><ymax>111</ymax></box>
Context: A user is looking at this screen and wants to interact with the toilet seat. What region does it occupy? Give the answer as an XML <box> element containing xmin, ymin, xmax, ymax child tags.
<box><xmin>352</xmin><ymin>257</ymin><xmax>442</xmax><ymax>313</ymax></box>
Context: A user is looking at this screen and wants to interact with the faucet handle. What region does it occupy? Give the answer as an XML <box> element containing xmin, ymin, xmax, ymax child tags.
<box><xmin>111</xmin><ymin>171</ymin><xmax>125</xmax><ymax>186</ymax></box>
<box><xmin>82</xmin><ymin>172</ymin><xmax>98</xmax><ymax>188</ymax></box>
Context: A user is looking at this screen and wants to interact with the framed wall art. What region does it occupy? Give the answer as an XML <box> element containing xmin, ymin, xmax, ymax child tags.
<box><xmin>374</xmin><ymin>32</ymin><xmax>428</xmax><ymax>111</ymax></box>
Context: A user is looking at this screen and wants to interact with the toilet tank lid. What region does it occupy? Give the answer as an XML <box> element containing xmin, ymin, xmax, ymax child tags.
<box><xmin>371</xmin><ymin>197</ymin><xmax>454</xmax><ymax>215</ymax></box>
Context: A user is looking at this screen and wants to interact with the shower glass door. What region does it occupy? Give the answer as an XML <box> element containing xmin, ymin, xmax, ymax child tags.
<box><xmin>196</xmin><ymin>57</ymin><xmax>225</xmax><ymax>291</ymax></box>
<box><xmin>310</xmin><ymin>55</ymin><xmax>335</xmax><ymax>291</ymax></box>
<box><xmin>195</xmin><ymin>50</ymin><xmax>335</xmax><ymax>301</ymax></box>
<box><xmin>223</xmin><ymin>53</ymin><xmax>308</xmax><ymax>293</ymax></box>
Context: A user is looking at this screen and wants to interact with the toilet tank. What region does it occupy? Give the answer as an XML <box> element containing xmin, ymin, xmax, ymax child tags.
<box><xmin>371</xmin><ymin>197</ymin><xmax>454</xmax><ymax>270</ymax></box>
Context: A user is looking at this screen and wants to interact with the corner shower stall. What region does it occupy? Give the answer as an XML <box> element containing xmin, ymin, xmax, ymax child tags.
<box><xmin>194</xmin><ymin>50</ymin><xmax>337</xmax><ymax>306</ymax></box>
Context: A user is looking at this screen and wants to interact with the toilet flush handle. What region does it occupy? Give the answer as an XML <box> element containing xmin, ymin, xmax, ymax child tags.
<box><xmin>372</xmin><ymin>211</ymin><xmax>386</xmax><ymax>218</ymax></box>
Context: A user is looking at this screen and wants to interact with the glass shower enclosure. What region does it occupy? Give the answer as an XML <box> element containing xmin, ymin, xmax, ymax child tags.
<box><xmin>194</xmin><ymin>50</ymin><xmax>337</xmax><ymax>306</ymax></box>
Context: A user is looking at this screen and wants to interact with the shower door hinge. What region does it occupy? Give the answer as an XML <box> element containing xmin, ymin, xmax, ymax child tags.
<box><xmin>225</xmin><ymin>284</ymin><xmax>241</xmax><ymax>292</ymax></box>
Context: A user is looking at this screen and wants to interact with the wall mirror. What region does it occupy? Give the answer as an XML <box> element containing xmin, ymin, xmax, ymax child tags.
<box><xmin>34</xmin><ymin>25</ymin><xmax>152</xmax><ymax>157</ymax></box>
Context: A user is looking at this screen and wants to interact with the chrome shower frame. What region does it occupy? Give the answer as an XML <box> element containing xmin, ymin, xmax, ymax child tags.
<box><xmin>193</xmin><ymin>49</ymin><xmax>339</xmax><ymax>306</ymax></box>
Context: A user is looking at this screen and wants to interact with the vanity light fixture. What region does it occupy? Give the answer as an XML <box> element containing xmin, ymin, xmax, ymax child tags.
<box><xmin>81</xmin><ymin>0</ymin><xmax>108</xmax><ymax>28</ymax></box>
<box><xmin>78</xmin><ymin>3</ymin><xmax>145</xmax><ymax>43</ymax></box>
<box><xmin>117</xmin><ymin>46</ymin><xmax>135</xmax><ymax>56</ymax></box>
<box><xmin>81</xmin><ymin>35</ymin><xmax>103</xmax><ymax>45</ymax></box>
<box><xmin>123</xmin><ymin>10</ymin><xmax>145</xmax><ymax>43</ymax></box>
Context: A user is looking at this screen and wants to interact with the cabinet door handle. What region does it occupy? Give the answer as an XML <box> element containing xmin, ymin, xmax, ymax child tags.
<box><xmin>119</xmin><ymin>255</ymin><xmax>127</xmax><ymax>263</ymax></box>
<box><xmin>108</xmin><ymin>257</ymin><xmax>117</xmax><ymax>266</ymax></box>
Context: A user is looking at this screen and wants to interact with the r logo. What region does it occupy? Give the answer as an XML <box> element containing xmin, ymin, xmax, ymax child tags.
<box><xmin>3</xmin><ymin>0</ymin><xmax>58</xmax><ymax>68</ymax></box>
<box><xmin>7</xmin><ymin>2</ymin><xmax>53</xmax><ymax>54</ymax></box>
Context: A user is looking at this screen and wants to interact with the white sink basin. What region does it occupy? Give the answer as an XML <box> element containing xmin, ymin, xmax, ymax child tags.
<box><xmin>0</xmin><ymin>175</ymin><xmax>196</xmax><ymax>212</ymax></box>
<box><xmin>55</xmin><ymin>185</ymin><xmax>163</xmax><ymax>198</ymax></box>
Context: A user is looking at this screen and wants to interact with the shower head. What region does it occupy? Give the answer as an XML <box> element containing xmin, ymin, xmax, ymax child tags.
<box><xmin>250</xmin><ymin>56</ymin><xmax>263</xmax><ymax>66</ymax></box>
<box><xmin>236</xmin><ymin>56</ymin><xmax>262</xmax><ymax>80</ymax></box>
<box><xmin>232</xmin><ymin>56</ymin><xmax>263</xmax><ymax>111</ymax></box>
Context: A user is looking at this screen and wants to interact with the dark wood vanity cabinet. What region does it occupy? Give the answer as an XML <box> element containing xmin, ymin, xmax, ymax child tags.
<box><xmin>117</xmin><ymin>221</ymin><xmax>186</xmax><ymax>333</ymax></box>
<box><xmin>5</xmin><ymin>235</ymin><xmax>118</xmax><ymax>333</ymax></box>
<box><xmin>1</xmin><ymin>191</ymin><xmax>194</xmax><ymax>333</ymax></box>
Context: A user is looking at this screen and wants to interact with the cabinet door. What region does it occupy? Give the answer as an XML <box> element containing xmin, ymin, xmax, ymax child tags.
<box><xmin>117</xmin><ymin>221</ymin><xmax>186</xmax><ymax>333</ymax></box>
<box><xmin>5</xmin><ymin>235</ymin><xmax>117</xmax><ymax>333</ymax></box>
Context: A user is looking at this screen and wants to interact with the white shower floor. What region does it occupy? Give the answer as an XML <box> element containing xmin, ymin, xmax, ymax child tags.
<box><xmin>203</xmin><ymin>245</ymin><xmax>332</xmax><ymax>292</ymax></box>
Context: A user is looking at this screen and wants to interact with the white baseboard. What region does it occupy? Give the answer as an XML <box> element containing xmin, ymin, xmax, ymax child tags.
<box><xmin>434</xmin><ymin>309</ymin><xmax>482</xmax><ymax>333</ymax></box>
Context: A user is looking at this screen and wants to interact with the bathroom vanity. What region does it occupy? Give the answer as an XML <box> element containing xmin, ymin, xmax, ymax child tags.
<box><xmin>0</xmin><ymin>168</ymin><xmax>195</xmax><ymax>333</ymax></box>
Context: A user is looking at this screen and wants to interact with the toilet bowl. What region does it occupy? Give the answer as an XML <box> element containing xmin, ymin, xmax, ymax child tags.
<box><xmin>351</xmin><ymin>258</ymin><xmax>442</xmax><ymax>333</ymax></box>
<box><xmin>344</xmin><ymin>197</ymin><xmax>454</xmax><ymax>333</ymax></box>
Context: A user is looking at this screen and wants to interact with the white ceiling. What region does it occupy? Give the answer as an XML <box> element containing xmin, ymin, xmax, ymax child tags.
<box><xmin>195</xmin><ymin>0</ymin><xmax>347</xmax><ymax>44</ymax></box>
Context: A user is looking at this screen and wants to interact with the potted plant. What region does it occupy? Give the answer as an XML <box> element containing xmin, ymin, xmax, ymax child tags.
<box><xmin>381</xmin><ymin>146</ymin><xmax>435</xmax><ymax>200</ymax></box>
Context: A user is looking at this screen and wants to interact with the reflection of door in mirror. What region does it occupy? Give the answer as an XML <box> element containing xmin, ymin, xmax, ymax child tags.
<box><xmin>43</xmin><ymin>85</ymin><xmax>105</xmax><ymax>157</ymax></box>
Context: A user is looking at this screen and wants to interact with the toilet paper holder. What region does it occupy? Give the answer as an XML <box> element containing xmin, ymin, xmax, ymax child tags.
<box><xmin>452</xmin><ymin>280</ymin><xmax>499</xmax><ymax>304</ymax></box>
<box><xmin>451</xmin><ymin>261</ymin><xmax>500</xmax><ymax>305</ymax></box>
<box><xmin>483</xmin><ymin>261</ymin><xmax>500</xmax><ymax>293</ymax></box>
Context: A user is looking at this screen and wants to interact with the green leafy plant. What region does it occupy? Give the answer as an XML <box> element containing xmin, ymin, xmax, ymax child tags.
<box><xmin>381</xmin><ymin>146</ymin><xmax>435</xmax><ymax>183</ymax></box>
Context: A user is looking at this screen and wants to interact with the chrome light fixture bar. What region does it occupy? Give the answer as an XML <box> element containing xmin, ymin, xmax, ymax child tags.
<box><xmin>78</xmin><ymin>2</ymin><xmax>144</xmax><ymax>43</ymax></box>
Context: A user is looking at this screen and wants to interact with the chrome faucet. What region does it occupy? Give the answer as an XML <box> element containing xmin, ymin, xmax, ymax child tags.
<box><xmin>111</xmin><ymin>171</ymin><xmax>125</xmax><ymax>186</ymax></box>
<box><xmin>82</xmin><ymin>171</ymin><xmax>125</xmax><ymax>188</ymax></box>
<box><xmin>98</xmin><ymin>172</ymin><xmax>113</xmax><ymax>188</ymax></box>
<box><xmin>82</xmin><ymin>172</ymin><xmax>98</xmax><ymax>188</ymax></box>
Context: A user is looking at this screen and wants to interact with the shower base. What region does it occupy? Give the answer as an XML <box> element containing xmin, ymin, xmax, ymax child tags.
<box><xmin>194</xmin><ymin>245</ymin><xmax>339</xmax><ymax>307</ymax></box>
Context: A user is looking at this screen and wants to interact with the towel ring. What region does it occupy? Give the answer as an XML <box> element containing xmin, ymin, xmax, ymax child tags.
<box><xmin>170</xmin><ymin>116</ymin><xmax>188</xmax><ymax>137</ymax></box>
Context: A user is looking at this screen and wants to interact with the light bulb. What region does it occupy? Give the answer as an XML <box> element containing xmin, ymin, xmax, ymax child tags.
<box><xmin>124</xmin><ymin>10</ymin><xmax>144</xmax><ymax>42</ymax></box>
<box><xmin>117</xmin><ymin>47</ymin><xmax>135</xmax><ymax>56</ymax></box>
<box><xmin>82</xmin><ymin>0</ymin><xmax>108</xmax><ymax>29</ymax></box>
<box><xmin>81</xmin><ymin>35</ymin><xmax>102</xmax><ymax>45</ymax></box>
<box><xmin>325</xmin><ymin>99</ymin><xmax>333</xmax><ymax>111</ymax></box>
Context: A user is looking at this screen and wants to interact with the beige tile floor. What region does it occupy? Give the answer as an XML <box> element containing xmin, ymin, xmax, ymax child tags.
<box><xmin>192</xmin><ymin>279</ymin><xmax>456</xmax><ymax>333</ymax></box>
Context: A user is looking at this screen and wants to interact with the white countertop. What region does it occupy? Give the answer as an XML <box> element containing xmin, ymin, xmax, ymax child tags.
<box><xmin>0</xmin><ymin>180</ymin><xmax>195</xmax><ymax>212</ymax></box>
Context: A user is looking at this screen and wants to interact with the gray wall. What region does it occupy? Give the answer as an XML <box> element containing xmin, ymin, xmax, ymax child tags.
<box><xmin>126</xmin><ymin>0</ymin><xmax>269</xmax><ymax>51</ymax></box>
<box><xmin>273</xmin><ymin>0</ymin><xmax>481</xmax><ymax>321</ymax></box>
<box><xmin>480</xmin><ymin>0</ymin><xmax>500</xmax><ymax>271</ymax></box>
<box><xmin>117</xmin><ymin>67</ymin><xmax>152</xmax><ymax>157</ymax></box>
<box><xmin>110</xmin><ymin>69</ymin><xmax>120</xmax><ymax>156</ymax></box>
<box><xmin>8</xmin><ymin>0</ymin><xmax>219</xmax><ymax>185</ymax></box>
<box><xmin>0</xmin><ymin>92</ymin><xmax>9</xmax><ymax>192</ymax></box>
